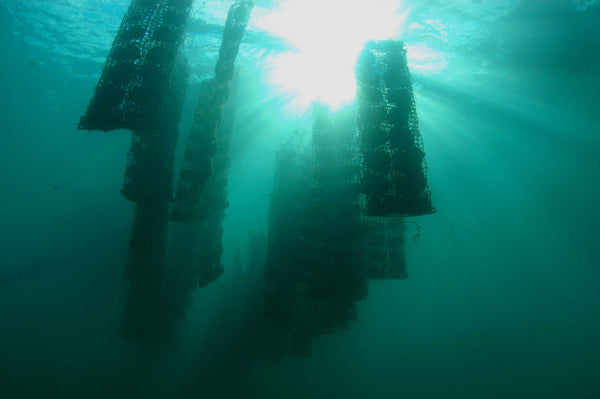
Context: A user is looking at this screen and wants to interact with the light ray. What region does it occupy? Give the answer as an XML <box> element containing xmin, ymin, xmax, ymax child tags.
<box><xmin>255</xmin><ymin>0</ymin><xmax>409</xmax><ymax>111</ymax></box>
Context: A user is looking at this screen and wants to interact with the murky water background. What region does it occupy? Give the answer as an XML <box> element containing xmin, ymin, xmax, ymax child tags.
<box><xmin>1</xmin><ymin>1</ymin><xmax>599</xmax><ymax>398</ymax></box>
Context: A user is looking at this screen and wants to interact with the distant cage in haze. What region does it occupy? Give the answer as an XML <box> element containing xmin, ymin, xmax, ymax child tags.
<box><xmin>355</xmin><ymin>40</ymin><xmax>434</xmax><ymax>217</ymax></box>
<box><xmin>361</xmin><ymin>217</ymin><xmax>407</xmax><ymax>280</ymax></box>
<box><xmin>78</xmin><ymin>0</ymin><xmax>194</xmax><ymax>131</ymax></box>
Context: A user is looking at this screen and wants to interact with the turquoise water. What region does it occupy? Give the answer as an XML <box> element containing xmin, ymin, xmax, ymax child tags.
<box><xmin>1</xmin><ymin>1</ymin><xmax>599</xmax><ymax>398</ymax></box>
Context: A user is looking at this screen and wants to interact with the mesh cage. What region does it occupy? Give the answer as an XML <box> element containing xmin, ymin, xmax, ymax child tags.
<box><xmin>361</xmin><ymin>216</ymin><xmax>407</xmax><ymax>279</ymax></box>
<box><xmin>171</xmin><ymin>0</ymin><xmax>253</xmax><ymax>222</ymax></box>
<box><xmin>355</xmin><ymin>40</ymin><xmax>435</xmax><ymax>217</ymax></box>
<box><xmin>121</xmin><ymin>54</ymin><xmax>189</xmax><ymax>204</ymax></box>
<box><xmin>78</xmin><ymin>0</ymin><xmax>194</xmax><ymax>131</ymax></box>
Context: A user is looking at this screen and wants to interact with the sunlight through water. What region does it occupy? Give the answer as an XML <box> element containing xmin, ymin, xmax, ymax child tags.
<box><xmin>255</xmin><ymin>0</ymin><xmax>409</xmax><ymax>111</ymax></box>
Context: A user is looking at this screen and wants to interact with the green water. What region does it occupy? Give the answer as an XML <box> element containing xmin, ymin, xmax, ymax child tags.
<box><xmin>0</xmin><ymin>1</ymin><xmax>599</xmax><ymax>398</ymax></box>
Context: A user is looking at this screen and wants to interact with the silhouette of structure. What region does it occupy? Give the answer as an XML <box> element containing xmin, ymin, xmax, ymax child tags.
<box><xmin>80</xmin><ymin>0</ymin><xmax>254</xmax><ymax>343</ymax></box>
<box><xmin>77</xmin><ymin>2</ymin><xmax>432</xmax><ymax>351</ymax></box>
<box><xmin>355</xmin><ymin>40</ymin><xmax>434</xmax><ymax>217</ymax></box>
<box><xmin>264</xmin><ymin>105</ymin><xmax>370</xmax><ymax>357</ymax></box>
<box><xmin>121</xmin><ymin>54</ymin><xmax>190</xmax><ymax>342</ymax></box>
<box><xmin>169</xmin><ymin>78</ymin><xmax>238</xmax><ymax>289</ymax></box>
<box><xmin>79</xmin><ymin>0</ymin><xmax>194</xmax><ymax>131</ymax></box>
<box><xmin>361</xmin><ymin>217</ymin><xmax>407</xmax><ymax>280</ymax></box>
<box><xmin>172</xmin><ymin>0</ymin><xmax>253</xmax><ymax>221</ymax></box>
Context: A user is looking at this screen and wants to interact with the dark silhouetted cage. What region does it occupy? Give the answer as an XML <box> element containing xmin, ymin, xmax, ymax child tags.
<box><xmin>355</xmin><ymin>40</ymin><xmax>434</xmax><ymax>217</ymax></box>
<box><xmin>361</xmin><ymin>217</ymin><xmax>407</xmax><ymax>280</ymax></box>
<box><xmin>171</xmin><ymin>0</ymin><xmax>253</xmax><ymax>222</ymax></box>
<box><xmin>79</xmin><ymin>0</ymin><xmax>194</xmax><ymax>131</ymax></box>
<box><xmin>121</xmin><ymin>54</ymin><xmax>190</xmax><ymax>344</ymax></box>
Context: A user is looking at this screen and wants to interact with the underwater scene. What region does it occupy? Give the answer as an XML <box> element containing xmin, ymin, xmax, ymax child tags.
<box><xmin>1</xmin><ymin>0</ymin><xmax>599</xmax><ymax>398</ymax></box>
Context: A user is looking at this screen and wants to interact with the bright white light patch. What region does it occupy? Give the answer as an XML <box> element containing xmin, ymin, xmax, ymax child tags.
<box><xmin>257</xmin><ymin>0</ymin><xmax>408</xmax><ymax>111</ymax></box>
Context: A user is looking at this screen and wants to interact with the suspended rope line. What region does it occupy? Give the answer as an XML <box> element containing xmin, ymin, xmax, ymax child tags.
<box><xmin>404</xmin><ymin>220</ymin><xmax>422</xmax><ymax>246</ymax></box>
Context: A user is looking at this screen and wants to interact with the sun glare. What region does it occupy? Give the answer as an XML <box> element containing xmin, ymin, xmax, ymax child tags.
<box><xmin>256</xmin><ymin>0</ymin><xmax>408</xmax><ymax>111</ymax></box>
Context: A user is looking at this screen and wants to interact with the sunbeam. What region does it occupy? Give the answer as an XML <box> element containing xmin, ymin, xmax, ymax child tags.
<box><xmin>255</xmin><ymin>0</ymin><xmax>409</xmax><ymax>111</ymax></box>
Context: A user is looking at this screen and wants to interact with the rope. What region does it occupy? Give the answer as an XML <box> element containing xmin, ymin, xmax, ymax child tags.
<box><xmin>404</xmin><ymin>220</ymin><xmax>422</xmax><ymax>246</ymax></box>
